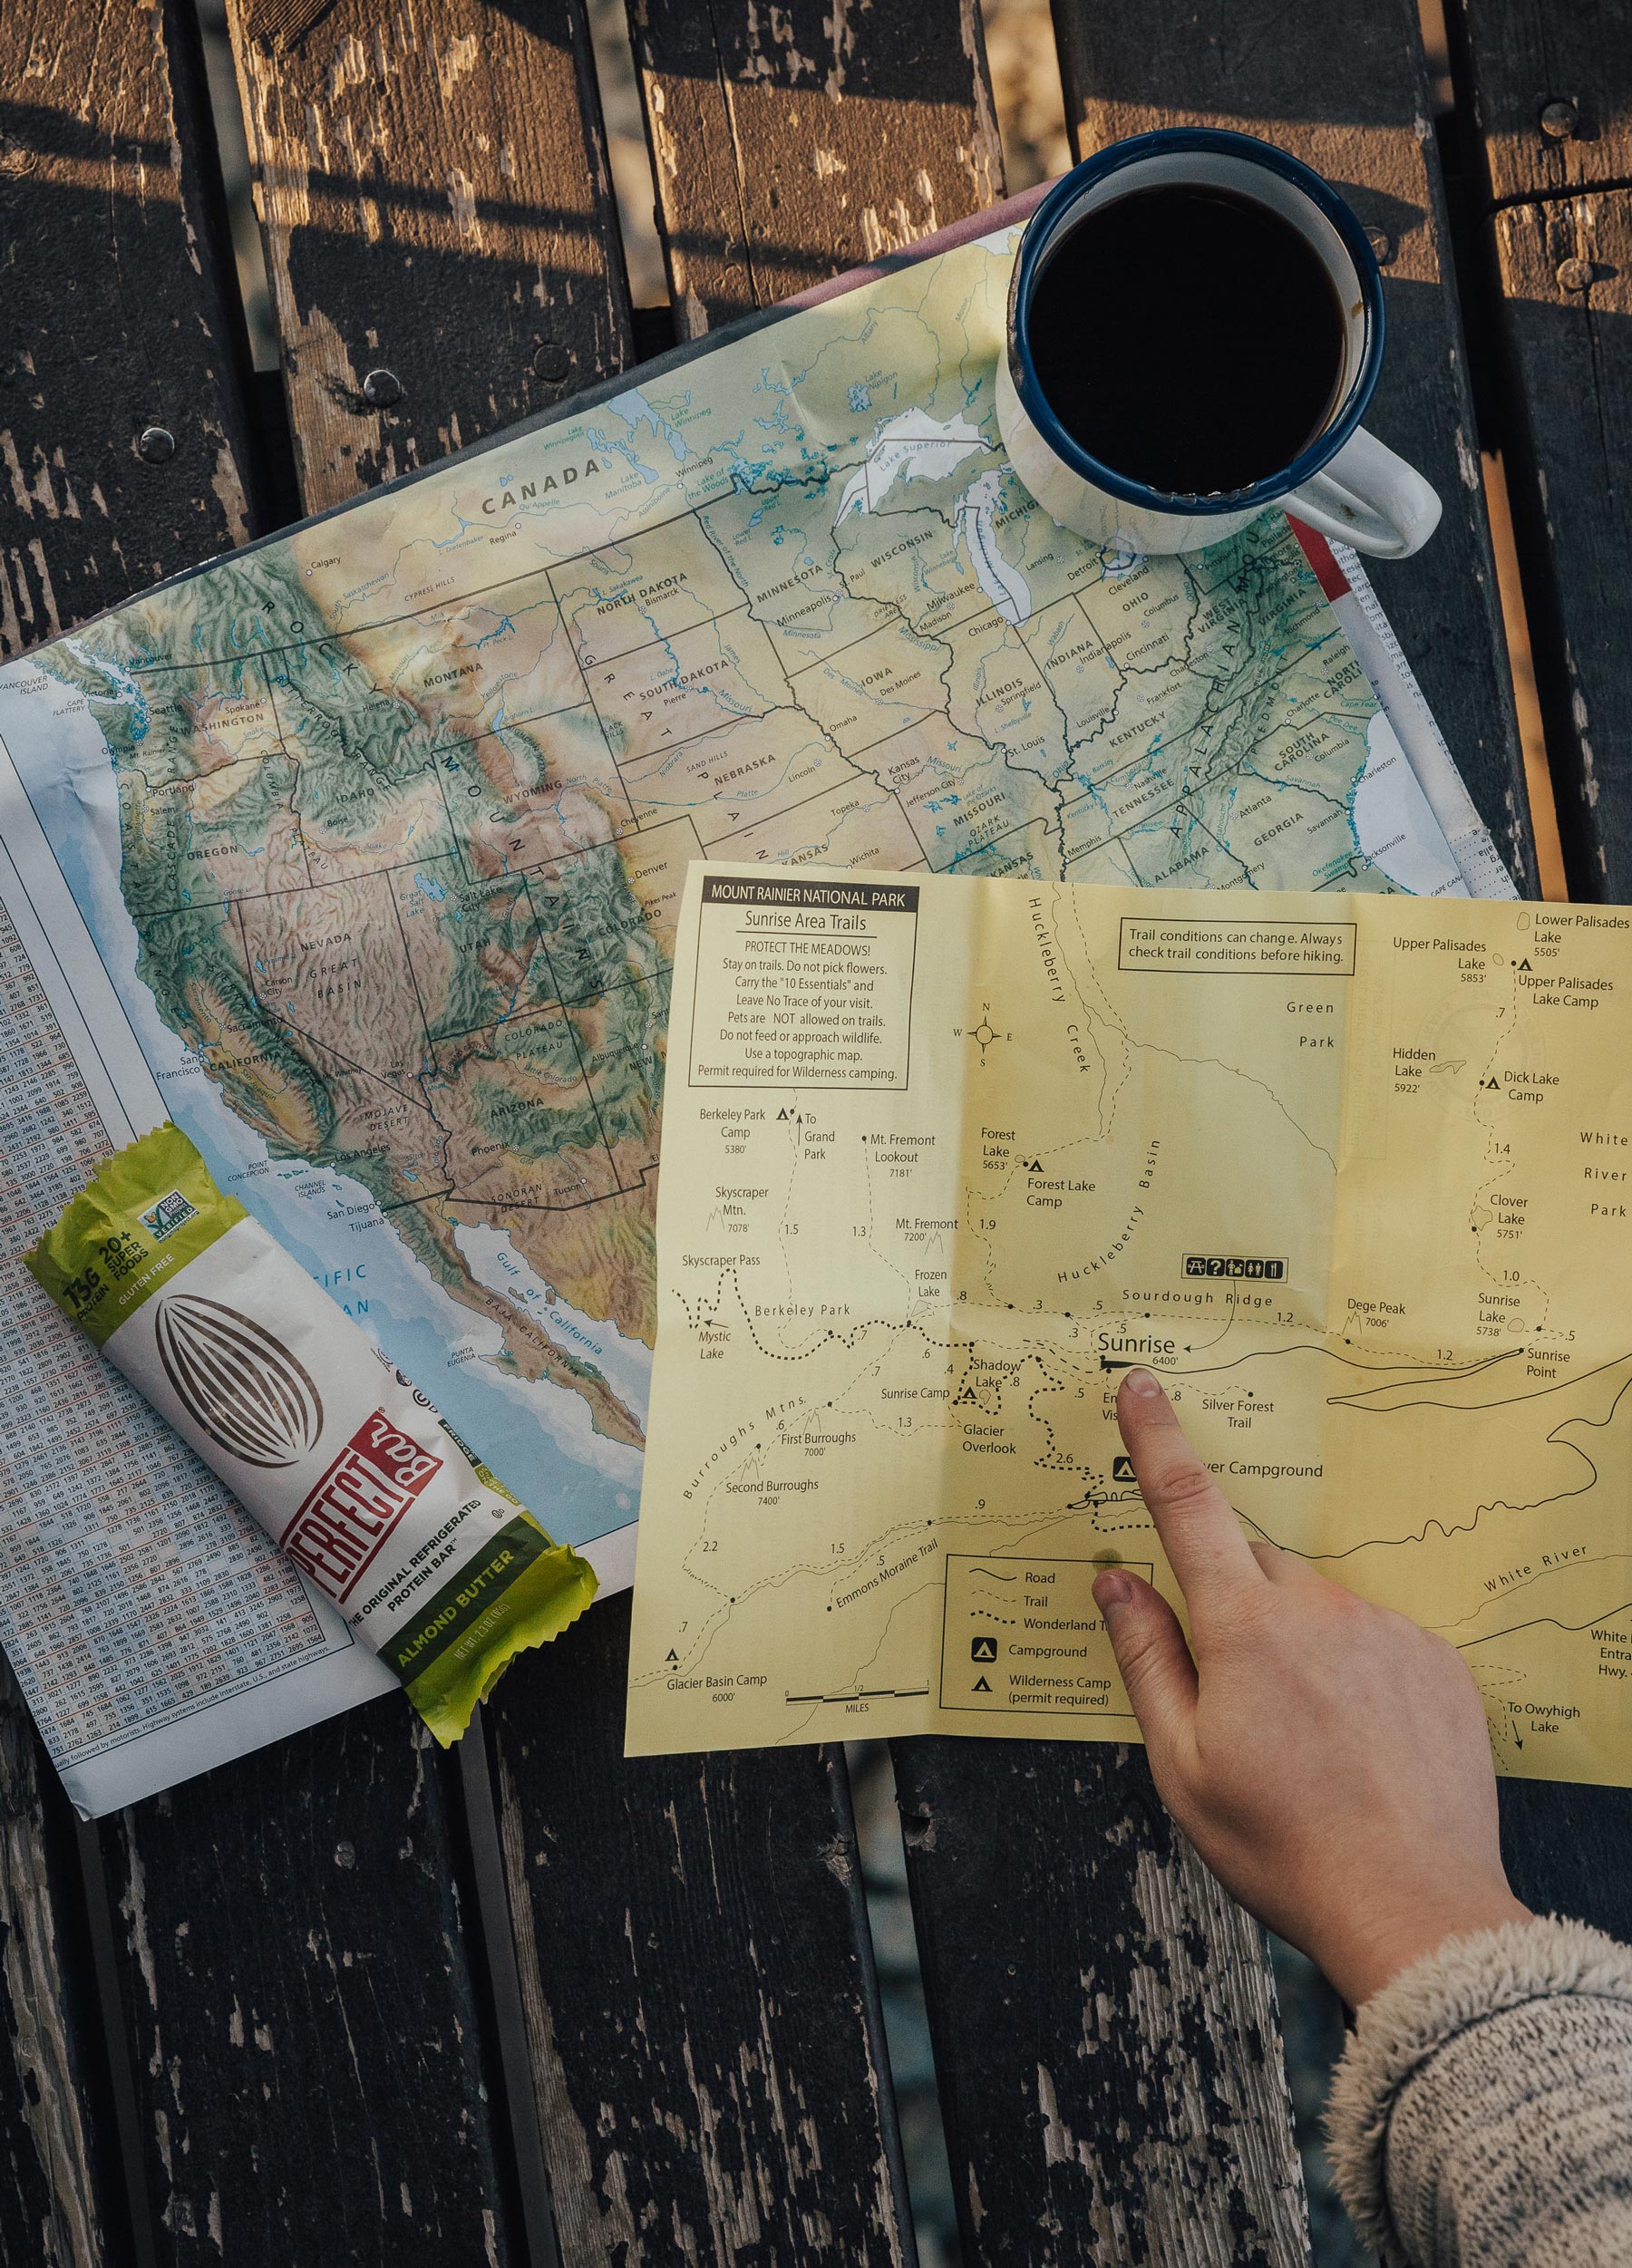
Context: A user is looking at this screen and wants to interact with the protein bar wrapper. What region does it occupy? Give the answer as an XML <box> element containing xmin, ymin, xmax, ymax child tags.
<box><xmin>24</xmin><ymin>1124</ymin><xmax>597</xmax><ymax>1743</ymax></box>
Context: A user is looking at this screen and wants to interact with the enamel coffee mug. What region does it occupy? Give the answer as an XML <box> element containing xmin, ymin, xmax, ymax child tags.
<box><xmin>996</xmin><ymin>127</ymin><xmax>1443</xmax><ymax>559</ymax></box>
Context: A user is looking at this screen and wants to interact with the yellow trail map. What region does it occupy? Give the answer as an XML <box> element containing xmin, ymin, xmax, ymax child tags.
<box><xmin>625</xmin><ymin>863</ymin><xmax>1632</xmax><ymax>1784</ymax></box>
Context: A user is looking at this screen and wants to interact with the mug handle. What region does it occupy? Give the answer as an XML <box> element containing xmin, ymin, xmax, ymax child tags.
<box><xmin>1285</xmin><ymin>428</ymin><xmax>1443</xmax><ymax>559</ymax></box>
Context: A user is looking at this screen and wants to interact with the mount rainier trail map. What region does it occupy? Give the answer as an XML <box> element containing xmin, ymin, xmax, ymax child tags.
<box><xmin>626</xmin><ymin>866</ymin><xmax>1632</xmax><ymax>1787</ymax></box>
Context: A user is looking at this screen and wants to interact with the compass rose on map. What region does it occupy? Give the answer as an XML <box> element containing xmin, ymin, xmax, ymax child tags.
<box><xmin>962</xmin><ymin>1003</ymin><xmax>1007</xmax><ymax>1064</ymax></box>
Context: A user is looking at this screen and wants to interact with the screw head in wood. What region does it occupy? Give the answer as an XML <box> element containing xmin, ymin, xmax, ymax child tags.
<box><xmin>1540</xmin><ymin>98</ymin><xmax>1580</xmax><ymax>141</ymax></box>
<box><xmin>1365</xmin><ymin>226</ymin><xmax>1395</xmax><ymax>268</ymax></box>
<box><xmin>137</xmin><ymin>425</ymin><xmax>176</xmax><ymax>464</ymax></box>
<box><xmin>1557</xmin><ymin>256</ymin><xmax>1595</xmax><ymax>293</ymax></box>
<box><xmin>362</xmin><ymin>368</ymin><xmax>403</xmax><ymax>408</ymax></box>
<box><xmin>532</xmin><ymin>340</ymin><xmax>573</xmax><ymax>383</ymax></box>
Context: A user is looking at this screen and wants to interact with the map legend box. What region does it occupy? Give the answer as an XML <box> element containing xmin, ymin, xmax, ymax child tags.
<box><xmin>938</xmin><ymin>1554</ymin><xmax>1148</xmax><ymax>1720</ymax></box>
<box><xmin>687</xmin><ymin>872</ymin><xmax>918</xmax><ymax>1090</ymax></box>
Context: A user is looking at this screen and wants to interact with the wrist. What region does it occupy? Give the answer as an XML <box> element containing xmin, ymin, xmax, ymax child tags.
<box><xmin>1314</xmin><ymin>1884</ymin><xmax>1533</xmax><ymax>2010</ymax></box>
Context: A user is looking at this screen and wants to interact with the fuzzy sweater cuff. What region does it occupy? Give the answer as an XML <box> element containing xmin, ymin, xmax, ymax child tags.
<box><xmin>1324</xmin><ymin>1914</ymin><xmax>1632</xmax><ymax>2267</ymax></box>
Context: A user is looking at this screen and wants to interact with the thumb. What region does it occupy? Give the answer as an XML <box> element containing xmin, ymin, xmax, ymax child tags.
<box><xmin>1093</xmin><ymin>1569</ymin><xmax>1198</xmax><ymax>1764</ymax></box>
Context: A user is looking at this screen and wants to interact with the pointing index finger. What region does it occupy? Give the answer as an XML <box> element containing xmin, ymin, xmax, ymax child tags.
<box><xmin>1115</xmin><ymin>1367</ymin><xmax>1264</xmax><ymax>1604</ymax></box>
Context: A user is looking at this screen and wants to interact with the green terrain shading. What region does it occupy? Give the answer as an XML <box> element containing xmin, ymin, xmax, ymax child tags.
<box><xmin>528</xmin><ymin>841</ymin><xmax>664</xmax><ymax>1002</ymax></box>
<box><xmin>401</xmin><ymin>865</ymin><xmax>543</xmax><ymax>1039</ymax></box>
<box><xmin>265</xmin><ymin>635</ymin><xmax>452</xmax><ymax>854</ymax></box>
<box><xmin>137</xmin><ymin>904</ymin><xmax>335</xmax><ymax>1149</ymax></box>
<box><xmin>571</xmin><ymin>973</ymin><xmax>668</xmax><ymax>1149</ymax></box>
<box><xmin>30</xmin><ymin>543</ymin><xmax>663</xmax><ymax>1439</ymax></box>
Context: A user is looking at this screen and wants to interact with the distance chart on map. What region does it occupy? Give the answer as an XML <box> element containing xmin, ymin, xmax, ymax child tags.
<box><xmin>0</xmin><ymin>212</ymin><xmax>1511</xmax><ymax>1800</ymax></box>
<box><xmin>626</xmin><ymin>865</ymin><xmax>1632</xmax><ymax>1788</ymax></box>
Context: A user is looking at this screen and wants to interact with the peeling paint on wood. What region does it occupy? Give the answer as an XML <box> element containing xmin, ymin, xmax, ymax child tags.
<box><xmin>627</xmin><ymin>0</ymin><xmax>1005</xmax><ymax>335</ymax></box>
<box><xmin>0</xmin><ymin>0</ymin><xmax>257</xmax><ymax>652</ymax></box>
<box><xmin>1050</xmin><ymin>0</ymin><xmax>1537</xmax><ymax>894</ymax></box>
<box><xmin>487</xmin><ymin>1594</ymin><xmax>914</xmax><ymax>2267</ymax></box>
<box><xmin>223</xmin><ymin>0</ymin><xmax>633</xmax><ymax>511</ymax></box>
<box><xmin>1478</xmin><ymin>191</ymin><xmax>1632</xmax><ymax>897</ymax></box>
<box><xmin>892</xmin><ymin>1738</ymin><xmax>1310</xmax><ymax>2266</ymax></box>
<box><xmin>0</xmin><ymin>1661</ymin><xmax>111</xmax><ymax>2268</ymax></box>
<box><xmin>100</xmin><ymin>1701</ymin><xmax>520</xmax><ymax>2265</ymax></box>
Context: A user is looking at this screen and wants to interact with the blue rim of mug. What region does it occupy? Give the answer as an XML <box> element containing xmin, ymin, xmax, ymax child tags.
<box><xmin>1007</xmin><ymin>126</ymin><xmax>1387</xmax><ymax>515</ymax></box>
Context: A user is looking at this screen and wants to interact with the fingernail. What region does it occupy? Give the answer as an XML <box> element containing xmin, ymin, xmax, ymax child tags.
<box><xmin>1093</xmin><ymin>1569</ymin><xmax>1133</xmax><ymax>1611</ymax></box>
<box><xmin>1122</xmin><ymin>1366</ymin><xmax>1162</xmax><ymax>1398</ymax></box>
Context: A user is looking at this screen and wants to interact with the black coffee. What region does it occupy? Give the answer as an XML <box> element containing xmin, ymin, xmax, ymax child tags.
<box><xmin>1026</xmin><ymin>183</ymin><xmax>1346</xmax><ymax>496</ymax></box>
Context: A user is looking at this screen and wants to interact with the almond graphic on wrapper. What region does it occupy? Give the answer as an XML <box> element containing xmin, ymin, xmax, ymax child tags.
<box><xmin>154</xmin><ymin>1293</ymin><xmax>324</xmax><ymax>1468</ymax></box>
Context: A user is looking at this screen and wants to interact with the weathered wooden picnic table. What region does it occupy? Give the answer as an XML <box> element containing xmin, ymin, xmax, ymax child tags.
<box><xmin>4</xmin><ymin>2</ymin><xmax>1631</xmax><ymax>2261</ymax></box>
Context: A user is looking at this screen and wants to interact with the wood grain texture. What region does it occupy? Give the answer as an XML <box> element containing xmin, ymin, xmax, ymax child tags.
<box><xmin>487</xmin><ymin>1594</ymin><xmax>914</xmax><ymax>2268</ymax></box>
<box><xmin>99</xmin><ymin>1700</ymin><xmax>520</xmax><ymax>2267</ymax></box>
<box><xmin>1446</xmin><ymin>0</ymin><xmax>1632</xmax><ymax>203</ymax></box>
<box><xmin>8</xmin><ymin>15</ymin><xmax>638</xmax><ymax>2258</ymax></box>
<box><xmin>1479</xmin><ymin>193</ymin><xmax>1632</xmax><ymax>896</ymax></box>
<box><xmin>891</xmin><ymin>1738</ymin><xmax>1310</xmax><ymax>2268</ymax></box>
<box><xmin>626</xmin><ymin>0</ymin><xmax>1004</xmax><ymax>336</ymax></box>
<box><xmin>1449</xmin><ymin>10</ymin><xmax>1632</xmax><ymax>898</ymax></box>
<box><xmin>224</xmin><ymin>0</ymin><xmax>633</xmax><ymax>512</ymax></box>
<box><xmin>0</xmin><ymin>1662</ymin><xmax>114</xmax><ymax>2268</ymax></box>
<box><xmin>0</xmin><ymin>0</ymin><xmax>257</xmax><ymax>653</ymax></box>
<box><xmin>1048</xmin><ymin>0</ymin><xmax>1536</xmax><ymax>891</ymax></box>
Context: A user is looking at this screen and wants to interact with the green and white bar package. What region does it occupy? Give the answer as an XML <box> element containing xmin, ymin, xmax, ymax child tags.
<box><xmin>26</xmin><ymin>1124</ymin><xmax>597</xmax><ymax>1743</ymax></box>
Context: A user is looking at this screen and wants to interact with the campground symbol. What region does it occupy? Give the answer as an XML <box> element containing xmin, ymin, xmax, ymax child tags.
<box><xmin>1112</xmin><ymin>1455</ymin><xmax>1137</xmax><ymax>1482</ymax></box>
<box><xmin>970</xmin><ymin>1634</ymin><xmax>998</xmax><ymax>1662</ymax></box>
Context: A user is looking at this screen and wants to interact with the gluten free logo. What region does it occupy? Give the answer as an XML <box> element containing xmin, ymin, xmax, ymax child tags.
<box><xmin>154</xmin><ymin>1293</ymin><xmax>324</xmax><ymax>1468</ymax></box>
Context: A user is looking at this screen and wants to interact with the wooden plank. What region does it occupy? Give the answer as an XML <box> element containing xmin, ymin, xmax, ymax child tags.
<box><xmin>1446</xmin><ymin>11</ymin><xmax>1632</xmax><ymax>897</ymax></box>
<box><xmin>62</xmin><ymin>20</ymin><xmax>646</xmax><ymax>2256</ymax></box>
<box><xmin>892</xmin><ymin>1738</ymin><xmax>1309</xmax><ymax>2267</ymax></box>
<box><xmin>223</xmin><ymin>0</ymin><xmax>634</xmax><ymax>513</ymax></box>
<box><xmin>486</xmin><ymin>1594</ymin><xmax>915</xmax><ymax>2268</ymax></box>
<box><xmin>0</xmin><ymin>17</ymin><xmax>262</xmax><ymax>2256</ymax></box>
<box><xmin>1477</xmin><ymin>206</ymin><xmax>1632</xmax><ymax>920</ymax></box>
<box><xmin>1048</xmin><ymin>0</ymin><xmax>1537</xmax><ymax>891</ymax></box>
<box><xmin>0</xmin><ymin>1661</ymin><xmax>117</xmax><ymax>2268</ymax></box>
<box><xmin>1501</xmin><ymin>1774</ymin><xmax>1632</xmax><ymax>1943</ymax></box>
<box><xmin>0</xmin><ymin>0</ymin><xmax>257</xmax><ymax>653</ymax></box>
<box><xmin>98</xmin><ymin>1701</ymin><xmax>523</xmax><ymax>2266</ymax></box>
<box><xmin>625</xmin><ymin>0</ymin><xmax>1005</xmax><ymax>335</ymax></box>
<box><xmin>1444</xmin><ymin>0</ymin><xmax>1632</xmax><ymax>203</ymax></box>
<box><xmin>879</xmin><ymin>6</ymin><xmax>1526</xmax><ymax>2250</ymax></box>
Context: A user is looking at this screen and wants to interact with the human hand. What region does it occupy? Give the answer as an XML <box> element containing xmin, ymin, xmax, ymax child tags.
<box><xmin>1091</xmin><ymin>1368</ymin><xmax>1530</xmax><ymax>2008</ymax></box>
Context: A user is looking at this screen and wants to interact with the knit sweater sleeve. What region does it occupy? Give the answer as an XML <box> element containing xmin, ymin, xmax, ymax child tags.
<box><xmin>1323</xmin><ymin>1915</ymin><xmax>1632</xmax><ymax>2267</ymax></box>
